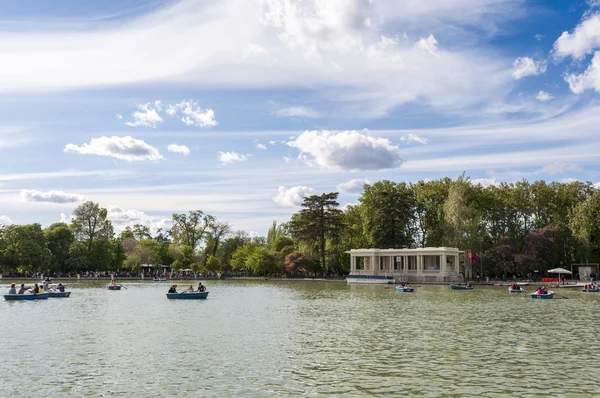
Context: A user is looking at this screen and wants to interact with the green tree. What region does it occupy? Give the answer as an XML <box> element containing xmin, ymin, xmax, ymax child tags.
<box><xmin>289</xmin><ymin>192</ymin><xmax>343</xmax><ymax>275</ymax></box>
<box><xmin>171</xmin><ymin>210</ymin><xmax>214</xmax><ymax>249</ymax></box>
<box><xmin>360</xmin><ymin>181</ymin><xmax>416</xmax><ymax>249</ymax></box>
<box><xmin>45</xmin><ymin>222</ymin><xmax>74</xmax><ymax>273</ymax></box>
<box><xmin>246</xmin><ymin>246</ymin><xmax>279</xmax><ymax>275</ymax></box>
<box><xmin>571</xmin><ymin>189</ymin><xmax>600</xmax><ymax>261</ymax></box>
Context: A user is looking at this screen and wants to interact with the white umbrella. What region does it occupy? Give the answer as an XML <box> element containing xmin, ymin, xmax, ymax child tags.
<box><xmin>547</xmin><ymin>268</ymin><xmax>572</xmax><ymax>274</ymax></box>
<box><xmin>547</xmin><ymin>268</ymin><xmax>572</xmax><ymax>285</ymax></box>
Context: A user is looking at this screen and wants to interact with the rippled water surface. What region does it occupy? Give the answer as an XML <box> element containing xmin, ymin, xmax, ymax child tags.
<box><xmin>1</xmin><ymin>280</ymin><xmax>600</xmax><ymax>397</ymax></box>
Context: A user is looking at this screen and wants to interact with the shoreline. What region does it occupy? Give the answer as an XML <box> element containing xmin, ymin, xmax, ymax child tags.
<box><xmin>0</xmin><ymin>275</ymin><xmax>591</xmax><ymax>287</ymax></box>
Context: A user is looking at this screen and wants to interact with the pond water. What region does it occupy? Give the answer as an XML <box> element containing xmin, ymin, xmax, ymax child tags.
<box><xmin>1</xmin><ymin>280</ymin><xmax>599</xmax><ymax>397</ymax></box>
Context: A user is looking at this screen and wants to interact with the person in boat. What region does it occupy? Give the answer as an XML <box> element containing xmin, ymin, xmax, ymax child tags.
<box><xmin>8</xmin><ymin>283</ymin><xmax>17</xmax><ymax>294</ymax></box>
<box><xmin>33</xmin><ymin>283</ymin><xmax>40</xmax><ymax>294</ymax></box>
<box><xmin>110</xmin><ymin>280</ymin><xmax>117</xmax><ymax>286</ymax></box>
<box><xmin>56</xmin><ymin>283</ymin><xmax>65</xmax><ymax>293</ymax></box>
<box><xmin>168</xmin><ymin>285</ymin><xmax>177</xmax><ymax>293</ymax></box>
<box><xmin>198</xmin><ymin>282</ymin><xmax>206</xmax><ymax>292</ymax></box>
<box><xmin>17</xmin><ymin>284</ymin><xmax>27</xmax><ymax>294</ymax></box>
<box><xmin>466</xmin><ymin>283</ymin><xmax>472</xmax><ymax>288</ymax></box>
<box><xmin>183</xmin><ymin>285</ymin><xmax>195</xmax><ymax>293</ymax></box>
<box><xmin>535</xmin><ymin>287</ymin><xmax>544</xmax><ymax>294</ymax></box>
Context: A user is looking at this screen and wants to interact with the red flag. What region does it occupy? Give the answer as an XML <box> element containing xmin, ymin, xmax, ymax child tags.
<box><xmin>472</xmin><ymin>252</ymin><xmax>479</xmax><ymax>263</ymax></box>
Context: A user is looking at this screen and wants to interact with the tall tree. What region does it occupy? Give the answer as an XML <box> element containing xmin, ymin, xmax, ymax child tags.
<box><xmin>290</xmin><ymin>192</ymin><xmax>343</xmax><ymax>275</ymax></box>
<box><xmin>71</xmin><ymin>201</ymin><xmax>114</xmax><ymax>252</ymax></box>
<box><xmin>360</xmin><ymin>180</ymin><xmax>416</xmax><ymax>249</ymax></box>
<box><xmin>171</xmin><ymin>210</ymin><xmax>214</xmax><ymax>249</ymax></box>
<box><xmin>45</xmin><ymin>222</ymin><xmax>74</xmax><ymax>272</ymax></box>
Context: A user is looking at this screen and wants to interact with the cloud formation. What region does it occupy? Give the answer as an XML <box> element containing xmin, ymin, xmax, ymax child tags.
<box><xmin>288</xmin><ymin>130</ymin><xmax>403</xmax><ymax>171</ymax></box>
<box><xmin>401</xmin><ymin>133</ymin><xmax>429</xmax><ymax>145</ymax></box>
<box><xmin>414</xmin><ymin>34</ymin><xmax>439</xmax><ymax>56</ymax></box>
<box><xmin>65</xmin><ymin>136</ymin><xmax>163</xmax><ymax>161</ymax></box>
<box><xmin>0</xmin><ymin>0</ymin><xmax>521</xmax><ymax>117</ymax></box>
<box><xmin>0</xmin><ymin>215</ymin><xmax>12</xmax><ymax>225</ymax></box>
<box><xmin>218</xmin><ymin>151</ymin><xmax>247</xmax><ymax>165</ymax></box>
<box><xmin>107</xmin><ymin>206</ymin><xmax>172</xmax><ymax>234</ymax></box>
<box><xmin>166</xmin><ymin>100</ymin><xmax>216</xmax><ymax>127</ymax></box>
<box><xmin>512</xmin><ymin>57</ymin><xmax>547</xmax><ymax>79</ymax></box>
<box><xmin>276</xmin><ymin>106</ymin><xmax>320</xmax><ymax>118</ymax></box>
<box><xmin>535</xmin><ymin>90</ymin><xmax>554</xmax><ymax>101</ymax></box>
<box><xmin>167</xmin><ymin>144</ymin><xmax>190</xmax><ymax>156</ymax></box>
<box><xmin>125</xmin><ymin>102</ymin><xmax>163</xmax><ymax>128</ymax></box>
<box><xmin>553</xmin><ymin>13</ymin><xmax>600</xmax><ymax>60</ymax></box>
<box><xmin>273</xmin><ymin>186</ymin><xmax>316</xmax><ymax>207</ymax></box>
<box><xmin>20</xmin><ymin>189</ymin><xmax>85</xmax><ymax>204</ymax></box>
<box><xmin>337</xmin><ymin>178</ymin><xmax>370</xmax><ymax>194</ymax></box>
<box><xmin>542</xmin><ymin>162</ymin><xmax>582</xmax><ymax>175</ymax></box>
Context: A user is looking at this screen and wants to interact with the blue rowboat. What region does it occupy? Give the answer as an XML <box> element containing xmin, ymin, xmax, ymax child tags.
<box><xmin>508</xmin><ymin>288</ymin><xmax>523</xmax><ymax>293</ymax></box>
<box><xmin>582</xmin><ymin>289</ymin><xmax>600</xmax><ymax>293</ymax></box>
<box><xmin>47</xmin><ymin>291</ymin><xmax>71</xmax><ymax>298</ymax></box>
<box><xmin>451</xmin><ymin>285</ymin><xmax>473</xmax><ymax>290</ymax></box>
<box><xmin>396</xmin><ymin>286</ymin><xmax>414</xmax><ymax>292</ymax></box>
<box><xmin>166</xmin><ymin>292</ymin><xmax>209</xmax><ymax>300</ymax></box>
<box><xmin>107</xmin><ymin>285</ymin><xmax>121</xmax><ymax>290</ymax></box>
<box><xmin>531</xmin><ymin>291</ymin><xmax>554</xmax><ymax>299</ymax></box>
<box><xmin>3</xmin><ymin>293</ymin><xmax>49</xmax><ymax>301</ymax></box>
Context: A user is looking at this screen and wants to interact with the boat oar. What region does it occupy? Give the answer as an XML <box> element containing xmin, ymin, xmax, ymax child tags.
<box><xmin>120</xmin><ymin>284</ymin><xmax>128</xmax><ymax>290</ymax></box>
<box><xmin>553</xmin><ymin>293</ymin><xmax>568</xmax><ymax>299</ymax></box>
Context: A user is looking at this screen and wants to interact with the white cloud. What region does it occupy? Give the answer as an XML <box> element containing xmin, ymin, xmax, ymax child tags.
<box><xmin>115</xmin><ymin>113</ymin><xmax>123</xmax><ymax>119</ymax></box>
<box><xmin>401</xmin><ymin>133</ymin><xmax>429</xmax><ymax>145</ymax></box>
<box><xmin>337</xmin><ymin>178</ymin><xmax>370</xmax><ymax>194</ymax></box>
<box><xmin>511</xmin><ymin>57</ymin><xmax>547</xmax><ymax>79</ymax></box>
<box><xmin>287</xmin><ymin>130</ymin><xmax>403</xmax><ymax>171</ymax></box>
<box><xmin>542</xmin><ymin>162</ymin><xmax>582</xmax><ymax>176</ymax></box>
<box><xmin>534</xmin><ymin>33</ymin><xmax>544</xmax><ymax>41</ymax></box>
<box><xmin>535</xmin><ymin>90</ymin><xmax>554</xmax><ymax>101</ymax></box>
<box><xmin>414</xmin><ymin>34</ymin><xmax>439</xmax><ymax>56</ymax></box>
<box><xmin>0</xmin><ymin>215</ymin><xmax>12</xmax><ymax>225</ymax></box>
<box><xmin>553</xmin><ymin>13</ymin><xmax>600</xmax><ymax>60</ymax></box>
<box><xmin>166</xmin><ymin>100</ymin><xmax>216</xmax><ymax>127</ymax></box>
<box><xmin>469</xmin><ymin>178</ymin><xmax>498</xmax><ymax>188</ymax></box>
<box><xmin>167</xmin><ymin>144</ymin><xmax>190</xmax><ymax>156</ymax></box>
<box><xmin>64</xmin><ymin>136</ymin><xmax>163</xmax><ymax>162</ymax></box>
<box><xmin>125</xmin><ymin>102</ymin><xmax>163</xmax><ymax>128</ymax></box>
<box><xmin>276</xmin><ymin>106</ymin><xmax>319</xmax><ymax>118</ymax></box>
<box><xmin>564</xmin><ymin>51</ymin><xmax>600</xmax><ymax>93</ymax></box>
<box><xmin>20</xmin><ymin>189</ymin><xmax>85</xmax><ymax>204</ymax></box>
<box><xmin>256</xmin><ymin>143</ymin><xmax>267</xmax><ymax>150</ymax></box>
<box><xmin>107</xmin><ymin>205</ymin><xmax>172</xmax><ymax>234</ymax></box>
<box><xmin>60</xmin><ymin>213</ymin><xmax>72</xmax><ymax>224</ymax></box>
<box><xmin>0</xmin><ymin>0</ymin><xmax>522</xmax><ymax>117</ymax></box>
<box><xmin>218</xmin><ymin>151</ymin><xmax>247</xmax><ymax>165</ymax></box>
<box><xmin>273</xmin><ymin>186</ymin><xmax>316</xmax><ymax>207</ymax></box>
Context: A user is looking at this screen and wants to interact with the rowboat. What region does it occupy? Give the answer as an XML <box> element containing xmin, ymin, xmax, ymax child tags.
<box><xmin>531</xmin><ymin>290</ymin><xmax>554</xmax><ymax>299</ymax></box>
<box><xmin>3</xmin><ymin>293</ymin><xmax>49</xmax><ymax>301</ymax></box>
<box><xmin>107</xmin><ymin>285</ymin><xmax>121</xmax><ymax>290</ymax></box>
<box><xmin>47</xmin><ymin>291</ymin><xmax>71</xmax><ymax>298</ymax></box>
<box><xmin>395</xmin><ymin>286</ymin><xmax>414</xmax><ymax>292</ymax></box>
<box><xmin>451</xmin><ymin>285</ymin><xmax>473</xmax><ymax>290</ymax></box>
<box><xmin>582</xmin><ymin>289</ymin><xmax>600</xmax><ymax>293</ymax></box>
<box><xmin>508</xmin><ymin>288</ymin><xmax>523</xmax><ymax>293</ymax></box>
<box><xmin>166</xmin><ymin>291</ymin><xmax>209</xmax><ymax>300</ymax></box>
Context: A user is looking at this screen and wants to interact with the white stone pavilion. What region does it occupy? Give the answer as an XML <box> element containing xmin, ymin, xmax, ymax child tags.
<box><xmin>347</xmin><ymin>247</ymin><xmax>465</xmax><ymax>284</ymax></box>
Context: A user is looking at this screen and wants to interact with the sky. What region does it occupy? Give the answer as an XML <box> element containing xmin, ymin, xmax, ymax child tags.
<box><xmin>1</xmin><ymin>0</ymin><xmax>600</xmax><ymax>236</ymax></box>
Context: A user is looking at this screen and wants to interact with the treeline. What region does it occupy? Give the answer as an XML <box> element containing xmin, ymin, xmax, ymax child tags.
<box><xmin>1</xmin><ymin>176</ymin><xmax>599</xmax><ymax>278</ymax></box>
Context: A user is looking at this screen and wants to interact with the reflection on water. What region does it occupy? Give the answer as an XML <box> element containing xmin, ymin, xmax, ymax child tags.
<box><xmin>1</xmin><ymin>281</ymin><xmax>599</xmax><ymax>397</ymax></box>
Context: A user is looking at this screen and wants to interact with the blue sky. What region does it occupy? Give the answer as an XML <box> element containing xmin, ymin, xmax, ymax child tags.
<box><xmin>1</xmin><ymin>0</ymin><xmax>600</xmax><ymax>236</ymax></box>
